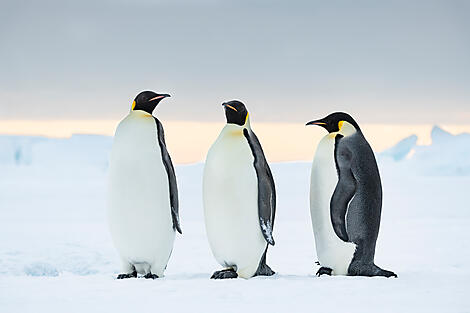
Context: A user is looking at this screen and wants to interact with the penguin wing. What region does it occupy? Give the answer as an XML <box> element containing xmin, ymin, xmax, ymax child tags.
<box><xmin>330</xmin><ymin>135</ymin><xmax>356</xmax><ymax>242</ymax></box>
<box><xmin>243</xmin><ymin>128</ymin><xmax>276</xmax><ymax>245</ymax></box>
<box><xmin>154</xmin><ymin>118</ymin><xmax>182</xmax><ymax>234</ymax></box>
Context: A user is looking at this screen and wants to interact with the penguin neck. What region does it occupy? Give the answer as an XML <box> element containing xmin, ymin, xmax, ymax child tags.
<box><xmin>222</xmin><ymin>117</ymin><xmax>251</xmax><ymax>137</ymax></box>
<box><xmin>130</xmin><ymin>110</ymin><xmax>153</xmax><ymax>118</ymax></box>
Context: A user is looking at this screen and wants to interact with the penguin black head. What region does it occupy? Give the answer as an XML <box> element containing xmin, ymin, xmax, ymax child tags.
<box><xmin>306</xmin><ymin>112</ymin><xmax>360</xmax><ymax>133</ymax></box>
<box><xmin>132</xmin><ymin>91</ymin><xmax>171</xmax><ymax>114</ymax></box>
<box><xmin>222</xmin><ymin>100</ymin><xmax>249</xmax><ymax>126</ymax></box>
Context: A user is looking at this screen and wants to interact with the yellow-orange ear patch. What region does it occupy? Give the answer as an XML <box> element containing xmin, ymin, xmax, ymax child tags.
<box><xmin>245</xmin><ymin>112</ymin><xmax>249</xmax><ymax>124</ymax></box>
<box><xmin>338</xmin><ymin>121</ymin><xmax>344</xmax><ymax>129</ymax></box>
<box><xmin>131</xmin><ymin>101</ymin><xmax>136</xmax><ymax>110</ymax></box>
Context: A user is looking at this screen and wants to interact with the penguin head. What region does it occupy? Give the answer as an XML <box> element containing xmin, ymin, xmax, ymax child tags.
<box><xmin>306</xmin><ymin>112</ymin><xmax>360</xmax><ymax>133</ymax></box>
<box><xmin>132</xmin><ymin>91</ymin><xmax>171</xmax><ymax>114</ymax></box>
<box><xmin>222</xmin><ymin>100</ymin><xmax>249</xmax><ymax>126</ymax></box>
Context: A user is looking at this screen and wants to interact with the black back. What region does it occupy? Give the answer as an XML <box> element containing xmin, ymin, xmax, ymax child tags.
<box><xmin>331</xmin><ymin>131</ymin><xmax>382</xmax><ymax>263</ymax></box>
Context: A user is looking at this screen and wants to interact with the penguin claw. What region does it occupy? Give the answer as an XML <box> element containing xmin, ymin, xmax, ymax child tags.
<box><xmin>144</xmin><ymin>273</ymin><xmax>159</xmax><ymax>279</ymax></box>
<box><xmin>117</xmin><ymin>271</ymin><xmax>137</xmax><ymax>279</ymax></box>
<box><xmin>379</xmin><ymin>270</ymin><xmax>397</xmax><ymax>278</ymax></box>
<box><xmin>211</xmin><ymin>269</ymin><xmax>238</xmax><ymax>279</ymax></box>
<box><xmin>316</xmin><ymin>267</ymin><xmax>333</xmax><ymax>276</ymax></box>
<box><xmin>315</xmin><ymin>261</ymin><xmax>320</xmax><ymax>265</ymax></box>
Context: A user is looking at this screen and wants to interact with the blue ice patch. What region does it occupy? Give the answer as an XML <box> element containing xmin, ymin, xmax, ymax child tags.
<box><xmin>24</xmin><ymin>262</ymin><xmax>59</xmax><ymax>277</ymax></box>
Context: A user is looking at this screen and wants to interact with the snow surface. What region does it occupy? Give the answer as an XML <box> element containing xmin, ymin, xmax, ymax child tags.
<box><xmin>1</xmin><ymin>128</ymin><xmax>469</xmax><ymax>312</ymax></box>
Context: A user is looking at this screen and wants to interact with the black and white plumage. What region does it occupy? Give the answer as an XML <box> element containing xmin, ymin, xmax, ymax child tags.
<box><xmin>244</xmin><ymin>128</ymin><xmax>276</xmax><ymax>246</ymax></box>
<box><xmin>203</xmin><ymin>100</ymin><xmax>275</xmax><ymax>279</ymax></box>
<box><xmin>307</xmin><ymin>112</ymin><xmax>396</xmax><ymax>278</ymax></box>
<box><xmin>108</xmin><ymin>91</ymin><xmax>181</xmax><ymax>280</ymax></box>
<box><xmin>154</xmin><ymin>117</ymin><xmax>181</xmax><ymax>234</ymax></box>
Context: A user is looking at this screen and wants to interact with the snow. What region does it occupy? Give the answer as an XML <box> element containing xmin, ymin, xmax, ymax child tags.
<box><xmin>0</xmin><ymin>128</ymin><xmax>469</xmax><ymax>312</ymax></box>
<box><xmin>0</xmin><ymin>134</ymin><xmax>112</xmax><ymax>168</ymax></box>
<box><xmin>24</xmin><ymin>262</ymin><xmax>59</xmax><ymax>277</ymax></box>
<box><xmin>379</xmin><ymin>126</ymin><xmax>470</xmax><ymax>175</ymax></box>
<box><xmin>379</xmin><ymin>134</ymin><xmax>417</xmax><ymax>161</ymax></box>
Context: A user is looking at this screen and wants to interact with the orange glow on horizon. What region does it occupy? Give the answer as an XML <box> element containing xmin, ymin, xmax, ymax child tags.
<box><xmin>1</xmin><ymin>120</ymin><xmax>470</xmax><ymax>164</ymax></box>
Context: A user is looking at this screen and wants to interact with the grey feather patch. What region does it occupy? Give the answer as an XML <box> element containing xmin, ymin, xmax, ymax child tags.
<box><xmin>261</xmin><ymin>220</ymin><xmax>274</xmax><ymax>245</ymax></box>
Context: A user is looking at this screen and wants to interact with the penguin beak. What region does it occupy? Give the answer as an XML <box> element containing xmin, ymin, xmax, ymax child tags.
<box><xmin>149</xmin><ymin>94</ymin><xmax>171</xmax><ymax>102</ymax></box>
<box><xmin>222</xmin><ymin>103</ymin><xmax>238</xmax><ymax>112</ymax></box>
<box><xmin>306</xmin><ymin>119</ymin><xmax>326</xmax><ymax>126</ymax></box>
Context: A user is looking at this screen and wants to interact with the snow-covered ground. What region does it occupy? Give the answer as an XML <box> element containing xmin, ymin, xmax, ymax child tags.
<box><xmin>1</xmin><ymin>127</ymin><xmax>469</xmax><ymax>312</ymax></box>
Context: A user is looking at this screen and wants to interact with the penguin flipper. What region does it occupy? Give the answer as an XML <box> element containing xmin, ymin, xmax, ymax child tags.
<box><xmin>331</xmin><ymin>135</ymin><xmax>356</xmax><ymax>242</ymax></box>
<box><xmin>243</xmin><ymin>129</ymin><xmax>276</xmax><ymax>246</ymax></box>
<box><xmin>154</xmin><ymin>118</ymin><xmax>182</xmax><ymax>234</ymax></box>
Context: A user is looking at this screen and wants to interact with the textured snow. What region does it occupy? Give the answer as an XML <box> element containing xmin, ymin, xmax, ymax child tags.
<box><xmin>24</xmin><ymin>262</ymin><xmax>60</xmax><ymax>277</ymax></box>
<box><xmin>0</xmin><ymin>129</ymin><xmax>469</xmax><ymax>312</ymax></box>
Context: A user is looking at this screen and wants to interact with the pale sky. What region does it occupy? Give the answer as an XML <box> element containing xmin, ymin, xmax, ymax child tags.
<box><xmin>1</xmin><ymin>0</ymin><xmax>469</xmax><ymax>163</ymax></box>
<box><xmin>1</xmin><ymin>0</ymin><xmax>469</xmax><ymax>124</ymax></box>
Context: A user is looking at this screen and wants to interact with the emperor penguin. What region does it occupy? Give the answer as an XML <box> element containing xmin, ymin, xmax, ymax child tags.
<box><xmin>108</xmin><ymin>91</ymin><xmax>181</xmax><ymax>279</ymax></box>
<box><xmin>306</xmin><ymin>112</ymin><xmax>396</xmax><ymax>277</ymax></box>
<box><xmin>203</xmin><ymin>100</ymin><xmax>276</xmax><ymax>279</ymax></box>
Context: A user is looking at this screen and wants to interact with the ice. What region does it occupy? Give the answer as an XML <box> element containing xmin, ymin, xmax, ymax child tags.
<box><xmin>0</xmin><ymin>135</ymin><xmax>44</xmax><ymax>165</ymax></box>
<box><xmin>379</xmin><ymin>134</ymin><xmax>417</xmax><ymax>161</ymax></box>
<box><xmin>380</xmin><ymin>126</ymin><xmax>470</xmax><ymax>175</ymax></box>
<box><xmin>0</xmin><ymin>134</ymin><xmax>112</xmax><ymax>168</ymax></box>
<box><xmin>0</xmin><ymin>130</ymin><xmax>469</xmax><ymax>312</ymax></box>
<box><xmin>24</xmin><ymin>262</ymin><xmax>59</xmax><ymax>277</ymax></box>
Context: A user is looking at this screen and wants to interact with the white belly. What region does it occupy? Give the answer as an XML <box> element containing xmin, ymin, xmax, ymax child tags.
<box><xmin>310</xmin><ymin>134</ymin><xmax>356</xmax><ymax>275</ymax></box>
<box><xmin>107</xmin><ymin>111</ymin><xmax>175</xmax><ymax>276</ymax></box>
<box><xmin>203</xmin><ymin>125</ymin><xmax>266</xmax><ymax>278</ymax></box>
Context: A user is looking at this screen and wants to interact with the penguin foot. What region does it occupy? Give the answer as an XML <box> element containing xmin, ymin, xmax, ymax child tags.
<box><xmin>348</xmin><ymin>263</ymin><xmax>397</xmax><ymax>278</ymax></box>
<box><xmin>254</xmin><ymin>263</ymin><xmax>275</xmax><ymax>277</ymax></box>
<box><xmin>144</xmin><ymin>273</ymin><xmax>159</xmax><ymax>279</ymax></box>
<box><xmin>211</xmin><ymin>269</ymin><xmax>238</xmax><ymax>279</ymax></box>
<box><xmin>316</xmin><ymin>267</ymin><xmax>333</xmax><ymax>276</ymax></box>
<box><xmin>117</xmin><ymin>271</ymin><xmax>137</xmax><ymax>279</ymax></box>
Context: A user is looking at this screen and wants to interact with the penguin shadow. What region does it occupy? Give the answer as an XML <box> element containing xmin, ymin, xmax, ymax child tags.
<box><xmin>157</xmin><ymin>272</ymin><xmax>283</xmax><ymax>281</ymax></box>
<box><xmin>269</xmin><ymin>273</ymin><xmax>313</xmax><ymax>281</ymax></box>
<box><xmin>170</xmin><ymin>272</ymin><xmax>281</xmax><ymax>281</ymax></box>
<box><xmin>165</xmin><ymin>273</ymin><xmax>212</xmax><ymax>281</ymax></box>
<box><xmin>110</xmin><ymin>272</ymin><xmax>210</xmax><ymax>281</ymax></box>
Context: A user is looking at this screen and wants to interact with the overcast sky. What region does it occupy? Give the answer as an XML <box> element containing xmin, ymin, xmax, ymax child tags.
<box><xmin>1</xmin><ymin>0</ymin><xmax>469</xmax><ymax>123</ymax></box>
